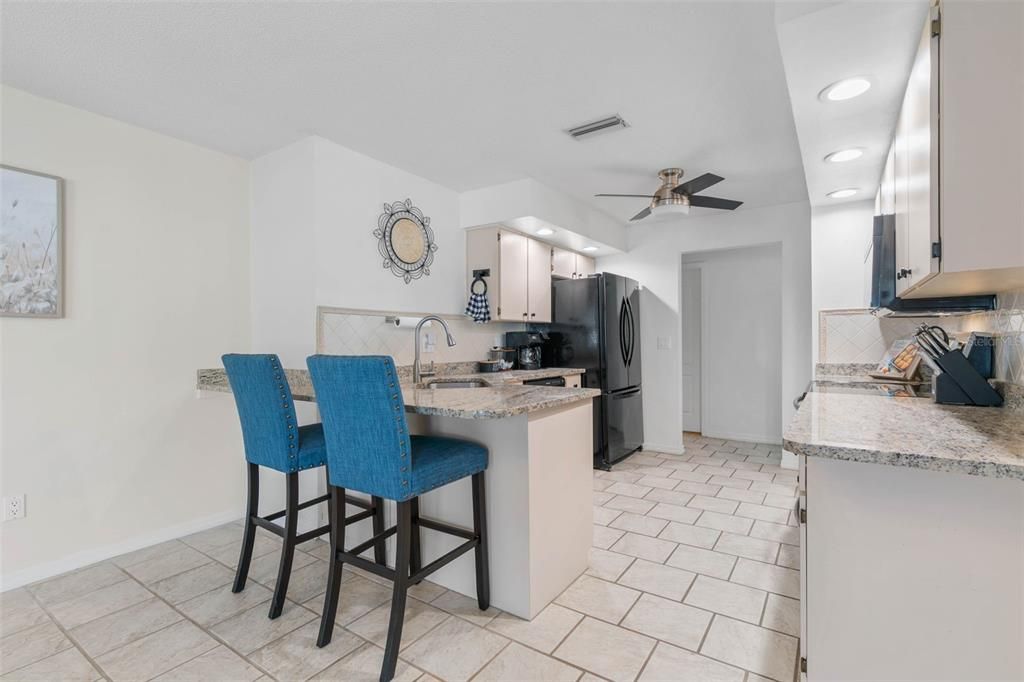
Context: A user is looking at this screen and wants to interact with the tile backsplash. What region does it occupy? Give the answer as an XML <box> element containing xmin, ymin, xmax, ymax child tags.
<box><xmin>819</xmin><ymin>289</ymin><xmax>1024</xmax><ymax>385</ymax></box>
<box><xmin>317</xmin><ymin>306</ymin><xmax>527</xmax><ymax>367</ymax></box>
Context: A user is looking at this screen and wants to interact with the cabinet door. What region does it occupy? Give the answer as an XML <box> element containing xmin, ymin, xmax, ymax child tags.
<box><xmin>905</xmin><ymin>19</ymin><xmax>939</xmax><ymax>290</ymax></box>
<box><xmin>498</xmin><ymin>230</ymin><xmax>529</xmax><ymax>321</ymax></box>
<box><xmin>551</xmin><ymin>247</ymin><xmax>576</xmax><ymax>279</ymax></box>
<box><xmin>527</xmin><ymin>237</ymin><xmax>552</xmax><ymax>323</ymax></box>
<box><xmin>575</xmin><ymin>255</ymin><xmax>596</xmax><ymax>278</ymax></box>
<box><xmin>880</xmin><ymin>143</ymin><xmax>896</xmax><ymax>216</ymax></box>
<box><xmin>894</xmin><ymin>104</ymin><xmax>912</xmax><ymax>296</ymax></box>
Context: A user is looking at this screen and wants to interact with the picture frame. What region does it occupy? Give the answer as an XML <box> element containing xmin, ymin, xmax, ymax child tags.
<box><xmin>1</xmin><ymin>164</ymin><xmax>64</xmax><ymax>318</ymax></box>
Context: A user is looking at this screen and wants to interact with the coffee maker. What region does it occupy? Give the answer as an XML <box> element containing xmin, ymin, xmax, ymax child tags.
<box><xmin>505</xmin><ymin>331</ymin><xmax>547</xmax><ymax>370</ymax></box>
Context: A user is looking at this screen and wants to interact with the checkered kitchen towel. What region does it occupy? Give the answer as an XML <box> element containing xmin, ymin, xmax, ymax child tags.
<box><xmin>465</xmin><ymin>290</ymin><xmax>491</xmax><ymax>323</ymax></box>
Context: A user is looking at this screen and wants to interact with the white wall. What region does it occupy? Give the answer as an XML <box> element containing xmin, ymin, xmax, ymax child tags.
<box><xmin>249</xmin><ymin>135</ymin><xmax>466</xmax><ymax>527</ymax></box>
<box><xmin>598</xmin><ymin>201</ymin><xmax>811</xmax><ymax>453</ymax></box>
<box><xmin>0</xmin><ymin>87</ymin><xmax>251</xmax><ymax>589</ymax></box>
<box><xmin>684</xmin><ymin>245</ymin><xmax>783</xmax><ymax>443</ymax></box>
<box><xmin>460</xmin><ymin>178</ymin><xmax>628</xmax><ymax>252</ymax></box>
<box><xmin>250</xmin><ymin>136</ymin><xmax>464</xmax><ymax>368</ymax></box>
<box><xmin>811</xmin><ymin>200</ymin><xmax>874</xmax><ymax>359</ymax></box>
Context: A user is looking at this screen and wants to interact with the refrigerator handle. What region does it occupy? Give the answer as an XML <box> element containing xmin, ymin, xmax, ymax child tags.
<box><xmin>622</xmin><ymin>294</ymin><xmax>630</xmax><ymax>364</ymax></box>
<box><xmin>618</xmin><ymin>297</ymin><xmax>628</xmax><ymax>368</ymax></box>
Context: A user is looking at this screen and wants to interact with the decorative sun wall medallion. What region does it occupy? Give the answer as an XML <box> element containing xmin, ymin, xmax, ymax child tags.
<box><xmin>375</xmin><ymin>198</ymin><xmax>437</xmax><ymax>284</ymax></box>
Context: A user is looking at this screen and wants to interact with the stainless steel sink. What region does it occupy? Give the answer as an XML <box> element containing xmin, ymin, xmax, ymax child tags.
<box><xmin>425</xmin><ymin>380</ymin><xmax>489</xmax><ymax>389</ymax></box>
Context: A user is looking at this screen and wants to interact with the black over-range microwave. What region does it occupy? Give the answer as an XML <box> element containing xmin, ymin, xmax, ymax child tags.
<box><xmin>870</xmin><ymin>213</ymin><xmax>994</xmax><ymax>314</ymax></box>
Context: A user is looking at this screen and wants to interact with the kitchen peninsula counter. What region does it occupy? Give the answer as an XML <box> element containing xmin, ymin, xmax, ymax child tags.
<box><xmin>197</xmin><ymin>364</ymin><xmax>596</xmax><ymax>620</ymax></box>
<box><xmin>784</xmin><ymin>391</ymin><xmax>1023</xmax><ymax>681</ymax></box>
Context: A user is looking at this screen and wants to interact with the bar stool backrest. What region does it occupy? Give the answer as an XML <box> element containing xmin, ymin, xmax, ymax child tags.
<box><xmin>306</xmin><ymin>355</ymin><xmax>413</xmax><ymax>501</ymax></box>
<box><xmin>222</xmin><ymin>353</ymin><xmax>301</xmax><ymax>472</ymax></box>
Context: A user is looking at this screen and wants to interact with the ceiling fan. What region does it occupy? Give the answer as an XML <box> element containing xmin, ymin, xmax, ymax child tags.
<box><xmin>596</xmin><ymin>168</ymin><xmax>743</xmax><ymax>221</ymax></box>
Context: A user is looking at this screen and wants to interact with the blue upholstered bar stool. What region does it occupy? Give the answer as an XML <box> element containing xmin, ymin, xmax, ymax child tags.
<box><xmin>221</xmin><ymin>354</ymin><xmax>387</xmax><ymax>620</ymax></box>
<box><xmin>307</xmin><ymin>355</ymin><xmax>489</xmax><ymax>682</ymax></box>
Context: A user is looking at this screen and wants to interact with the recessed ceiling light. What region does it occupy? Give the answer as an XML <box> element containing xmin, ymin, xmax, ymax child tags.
<box><xmin>824</xmin><ymin>148</ymin><xmax>864</xmax><ymax>163</ymax></box>
<box><xmin>820</xmin><ymin>77</ymin><xmax>871</xmax><ymax>102</ymax></box>
<box><xmin>536</xmin><ymin>227</ymin><xmax>554</xmax><ymax>236</ymax></box>
<box><xmin>827</xmin><ymin>188</ymin><xmax>858</xmax><ymax>199</ymax></box>
<box><xmin>583</xmin><ymin>246</ymin><xmax>598</xmax><ymax>252</ymax></box>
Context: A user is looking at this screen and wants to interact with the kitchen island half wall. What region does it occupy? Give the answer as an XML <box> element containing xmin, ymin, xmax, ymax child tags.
<box><xmin>199</xmin><ymin>366</ymin><xmax>597</xmax><ymax>619</ymax></box>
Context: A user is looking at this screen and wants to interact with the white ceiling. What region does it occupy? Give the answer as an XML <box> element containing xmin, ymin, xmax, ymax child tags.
<box><xmin>1</xmin><ymin>1</ymin><xmax>818</xmax><ymax>224</ymax></box>
<box><xmin>775</xmin><ymin>0</ymin><xmax>930</xmax><ymax>207</ymax></box>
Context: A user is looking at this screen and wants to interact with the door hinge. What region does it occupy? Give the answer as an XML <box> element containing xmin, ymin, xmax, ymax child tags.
<box><xmin>799</xmin><ymin>507</ymin><xmax>806</xmax><ymax>524</ymax></box>
<box><xmin>497</xmin><ymin>306</ymin><xmax>501</xmax><ymax>316</ymax></box>
<box><xmin>497</xmin><ymin>232</ymin><xmax>501</xmax><ymax>242</ymax></box>
<box><xmin>931</xmin><ymin>241</ymin><xmax>941</xmax><ymax>259</ymax></box>
<box><xmin>931</xmin><ymin>15</ymin><xmax>941</xmax><ymax>37</ymax></box>
<box><xmin>800</xmin><ymin>657</ymin><xmax>808</xmax><ymax>674</ymax></box>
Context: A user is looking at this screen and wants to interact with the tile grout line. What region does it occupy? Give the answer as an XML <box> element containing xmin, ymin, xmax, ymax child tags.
<box><xmin>13</xmin><ymin>587</ymin><xmax>113</xmax><ymax>681</ymax></box>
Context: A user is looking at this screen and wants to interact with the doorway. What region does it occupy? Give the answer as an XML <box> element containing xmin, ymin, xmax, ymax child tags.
<box><xmin>681</xmin><ymin>264</ymin><xmax>702</xmax><ymax>432</ymax></box>
<box><xmin>680</xmin><ymin>244</ymin><xmax>783</xmax><ymax>443</ymax></box>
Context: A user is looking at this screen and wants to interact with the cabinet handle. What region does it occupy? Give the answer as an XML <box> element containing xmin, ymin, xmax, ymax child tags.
<box><xmin>523</xmin><ymin>313</ymin><xmax>528</xmax><ymax>318</ymax></box>
<box><xmin>530</xmin><ymin>313</ymin><xmax>536</xmax><ymax>317</ymax></box>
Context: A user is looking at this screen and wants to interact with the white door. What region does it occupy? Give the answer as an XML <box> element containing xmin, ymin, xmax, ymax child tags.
<box><xmin>499</xmin><ymin>230</ymin><xmax>529</xmax><ymax>321</ymax></box>
<box><xmin>527</xmin><ymin>237</ymin><xmax>552</xmax><ymax>323</ymax></box>
<box><xmin>681</xmin><ymin>264</ymin><xmax>702</xmax><ymax>432</ymax></box>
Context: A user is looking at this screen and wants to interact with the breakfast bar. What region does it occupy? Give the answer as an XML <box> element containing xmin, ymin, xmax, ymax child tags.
<box><xmin>199</xmin><ymin>367</ymin><xmax>598</xmax><ymax>619</ymax></box>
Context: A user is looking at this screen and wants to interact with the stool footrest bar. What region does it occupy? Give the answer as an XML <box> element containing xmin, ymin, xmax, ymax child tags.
<box><xmin>416</xmin><ymin>516</ymin><xmax>475</xmax><ymax>541</ymax></box>
<box><xmin>295</xmin><ymin>524</ymin><xmax>332</xmax><ymax>544</ymax></box>
<box><xmin>263</xmin><ymin>493</ymin><xmax>331</xmax><ymax>522</ymax></box>
<box><xmin>409</xmin><ymin>537</ymin><xmax>479</xmax><ymax>584</ymax></box>
<box><xmin>348</xmin><ymin>526</ymin><xmax>397</xmax><ymax>557</ymax></box>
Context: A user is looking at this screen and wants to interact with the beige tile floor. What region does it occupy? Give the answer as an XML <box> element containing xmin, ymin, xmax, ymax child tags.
<box><xmin>1</xmin><ymin>435</ymin><xmax>800</xmax><ymax>681</ymax></box>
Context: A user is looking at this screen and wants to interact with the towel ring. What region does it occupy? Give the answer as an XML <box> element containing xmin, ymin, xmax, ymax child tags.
<box><xmin>471</xmin><ymin>276</ymin><xmax>488</xmax><ymax>295</ymax></box>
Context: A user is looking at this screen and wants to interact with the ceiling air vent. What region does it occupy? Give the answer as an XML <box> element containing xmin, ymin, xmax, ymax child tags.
<box><xmin>567</xmin><ymin>115</ymin><xmax>629</xmax><ymax>140</ymax></box>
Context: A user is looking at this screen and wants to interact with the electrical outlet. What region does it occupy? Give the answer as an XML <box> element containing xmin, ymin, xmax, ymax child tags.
<box><xmin>422</xmin><ymin>331</ymin><xmax>436</xmax><ymax>353</ymax></box>
<box><xmin>3</xmin><ymin>494</ymin><xmax>25</xmax><ymax>521</ymax></box>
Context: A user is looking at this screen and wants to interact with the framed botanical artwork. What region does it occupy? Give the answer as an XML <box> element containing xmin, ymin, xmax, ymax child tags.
<box><xmin>1</xmin><ymin>165</ymin><xmax>64</xmax><ymax>318</ymax></box>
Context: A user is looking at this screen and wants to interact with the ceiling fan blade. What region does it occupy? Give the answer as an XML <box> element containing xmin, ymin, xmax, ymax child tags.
<box><xmin>672</xmin><ymin>173</ymin><xmax>724</xmax><ymax>196</ymax></box>
<box><xmin>688</xmin><ymin>195</ymin><xmax>743</xmax><ymax>210</ymax></box>
<box><xmin>630</xmin><ymin>206</ymin><xmax>652</xmax><ymax>221</ymax></box>
<box><xmin>595</xmin><ymin>193</ymin><xmax>656</xmax><ymax>198</ymax></box>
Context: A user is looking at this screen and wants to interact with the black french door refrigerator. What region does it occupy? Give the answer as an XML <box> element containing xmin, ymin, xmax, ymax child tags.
<box><xmin>547</xmin><ymin>273</ymin><xmax>643</xmax><ymax>469</ymax></box>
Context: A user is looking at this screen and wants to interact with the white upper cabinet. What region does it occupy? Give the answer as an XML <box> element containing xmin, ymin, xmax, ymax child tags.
<box><xmin>527</xmin><ymin>238</ymin><xmax>552</xmax><ymax>323</ymax></box>
<box><xmin>889</xmin><ymin>0</ymin><xmax>1024</xmax><ymax>299</ymax></box>
<box><xmin>552</xmin><ymin>247</ymin><xmax>596</xmax><ymax>280</ymax></box>
<box><xmin>466</xmin><ymin>227</ymin><xmax>552</xmax><ymax>322</ymax></box>
<box><xmin>552</xmin><ymin>247</ymin><xmax>576</xmax><ymax>279</ymax></box>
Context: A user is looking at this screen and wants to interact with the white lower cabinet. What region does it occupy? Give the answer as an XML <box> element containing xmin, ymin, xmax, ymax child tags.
<box><xmin>800</xmin><ymin>456</ymin><xmax>1023</xmax><ymax>680</ymax></box>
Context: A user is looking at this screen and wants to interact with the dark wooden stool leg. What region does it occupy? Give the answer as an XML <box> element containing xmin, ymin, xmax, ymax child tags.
<box><xmin>381</xmin><ymin>501</ymin><xmax>412</xmax><ymax>682</ymax></box>
<box><xmin>472</xmin><ymin>472</ymin><xmax>490</xmax><ymax>610</ymax></box>
<box><xmin>371</xmin><ymin>495</ymin><xmax>387</xmax><ymax>565</ymax></box>
<box><xmin>317</xmin><ymin>485</ymin><xmax>347</xmax><ymax>647</ymax></box>
<box><xmin>269</xmin><ymin>472</ymin><xmax>299</xmax><ymax>619</ymax></box>
<box><xmin>409</xmin><ymin>497</ymin><xmax>422</xmax><ymax>579</ymax></box>
<box><xmin>233</xmin><ymin>463</ymin><xmax>259</xmax><ymax>593</ymax></box>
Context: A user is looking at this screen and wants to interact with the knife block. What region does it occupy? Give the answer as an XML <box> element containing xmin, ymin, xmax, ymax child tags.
<box><xmin>931</xmin><ymin>346</ymin><xmax>1003</xmax><ymax>407</ymax></box>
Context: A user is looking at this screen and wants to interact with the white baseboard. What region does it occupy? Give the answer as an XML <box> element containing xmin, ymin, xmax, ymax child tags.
<box><xmin>701</xmin><ymin>429</ymin><xmax>782</xmax><ymax>446</ymax></box>
<box><xmin>0</xmin><ymin>509</ymin><xmax>242</xmax><ymax>593</ymax></box>
<box><xmin>643</xmin><ymin>442</ymin><xmax>685</xmax><ymax>456</ymax></box>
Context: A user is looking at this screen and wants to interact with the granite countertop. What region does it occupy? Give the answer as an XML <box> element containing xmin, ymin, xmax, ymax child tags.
<box><xmin>197</xmin><ymin>367</ymin><xmax>598</xmax><ymax>419</ymax></box>
<box><xmin>784</xmin><ymin>392</ymin><xmax>1024</xmax><ymax>480</ymax></box>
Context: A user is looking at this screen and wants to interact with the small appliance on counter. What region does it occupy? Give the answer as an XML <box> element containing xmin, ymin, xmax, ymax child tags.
<box><xmin>914</xmin><ymin>325</ymin><xmax>1002</xmax><ymax>407</ymax></box>
<box><xmin>484</xmin><ymin>347</ymin><xmax>516</xmax><ymax>372</ymax></box>
<box><xmin>505</xmin><ymin>331</ymin><xmax>547</xmax><ymax>370</ymax></box>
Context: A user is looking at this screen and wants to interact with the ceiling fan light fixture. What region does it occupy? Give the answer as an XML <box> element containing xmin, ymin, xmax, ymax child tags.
<box><xmin>820</xmin><ymin>77</ymin><xmax>871</xmax><ymax>102</ymax></box>
<box><xmin>651</xmin><ymin>202</ymin><xmax>690</xmax><ymax>216</ymax></box>
<box><xmin>535</xmin><ymin>227</ymin><xmax>555</xmax><ymax>236</ymax></box>
<box><xmin>827</xmin><ymin>188</ymin><xmax>859</xmax><ymax>199</ymax></box>
<box><xmin>582</xmin><ymin>246</ymin><xmax>599</xmax><ymax>252</ymax></box>
<box><xmin>824</xmin><ymin>148</ymin><xmax>864</xmax><ymax>163</ymax></box>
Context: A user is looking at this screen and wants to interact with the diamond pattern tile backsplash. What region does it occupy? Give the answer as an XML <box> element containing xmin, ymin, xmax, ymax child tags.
<box><xmin>317</xmin><ymin>307</ymin><xmax>527</xmax><ymax>367</ymax></box>
<box><xmin>819</xmin><ymin>289</ymin><xmax>1024</xmax><ymax>384</ymax></box>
